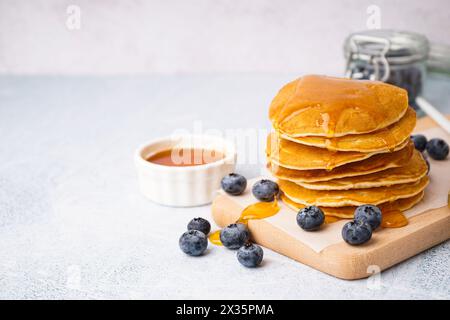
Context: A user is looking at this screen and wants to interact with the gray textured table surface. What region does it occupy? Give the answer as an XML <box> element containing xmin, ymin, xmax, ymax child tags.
<box><xmin>0</xmin><ymin>74</ymin><xmax>449</xmax><ymax>300</ymax></box>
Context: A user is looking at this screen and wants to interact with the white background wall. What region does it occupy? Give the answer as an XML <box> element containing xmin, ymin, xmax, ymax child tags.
<box><xmin>0</xmin><ymin>0</ymin><xmax>449</xmax><ymax>75</ymax></box>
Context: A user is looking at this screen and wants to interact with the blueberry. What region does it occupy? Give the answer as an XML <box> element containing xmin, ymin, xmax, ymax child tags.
<box><xmin>252</xmin><ymin>179</ymin><xmax>279</xmax><ymax>202</ymax></box>
<box><xmin>187</xmin><ymin>217</ymin><xmax>211</xmax><ymax>235</ymax></box>
<box><xmin>220</xmin><ymin>223</ymin><xmax>250</xmax><ymax>249</ymax></box>
<box><xmin>237</xmin><ymin>243</ymin><xmax>263</xmax><ymax>268</ymax></box>
<box><xmin>296</xmin><ymin>206</ymin><xmax>325</xmax><ymax>231</ymax></box>
<box><xmin>221</xmin><ymin>173</ymin><xmax>247</xmax><ymax>195</ymax></box>
<box><xmin>426</xmin><ymin>138</ymin><xmax>449</xmax><ymax>160</ymax></box>
<box><xmin>354</xmin><ymin>205</ymin><xmax>382</xmax><ymax>230</ymax></box>
<box><xmin>411</xmin><ymin>134</ymin><xmax>427</xmax><ymax>152</ymax></box>
<box><xmin>179</xmin><ymin>230</ymin><xmax>208</xmax><ymax>256</ymax></box>
<box><xmin>342</xmin><ymin>221</ymin><xmax>372</xmax><ymax>245</ymax></box>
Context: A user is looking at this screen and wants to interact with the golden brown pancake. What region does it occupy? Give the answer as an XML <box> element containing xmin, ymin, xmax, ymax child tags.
<box><xmin>281</xmin><ymin>107</ymin><xmax>416</xmax><ymax>152</ymax></box>
<box><xmin>281</xmin><ymin>191</ymin><xmax>425</xmax><ymax>218</ymax></box>
<box><xmin>293</xmin><ymin>150</ymin><xmax>427</xmax><ymax>190</ymax></box>
<box><xmin>268</xmin><ymin>141</ymin><xmax>414</xmax><ymax>182</ymax></box>
<box><xmin>269</xmin><ymin>75</ymin><xmax>408</xmax><ymax>137</ymax></box>
<box><xmin>279</xmin><ymin>176</ymin><xmax>429</xmax><ymax>207</ymax></box>
<box><xmin>267</xmin><ymin>132</ymin><xmax>409</xmax><ymax>171</ymax></box>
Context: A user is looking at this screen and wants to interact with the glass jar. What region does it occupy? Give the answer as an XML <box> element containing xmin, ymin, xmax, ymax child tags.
<box><xmin>344</xmin><ymin>30</ymin><xmax>430</xmax><ymax>109</ymax></box>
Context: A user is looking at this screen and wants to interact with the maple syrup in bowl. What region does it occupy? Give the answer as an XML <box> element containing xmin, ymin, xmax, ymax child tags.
<box><xmin>135</xmin><ymin>134</ymin><xmax>236</xmax><ymax>207</ymax></box>
<box><xmin>146</xmin><ymin>148</ymin><xmax>225</xmax><ymax>167</ymax></box>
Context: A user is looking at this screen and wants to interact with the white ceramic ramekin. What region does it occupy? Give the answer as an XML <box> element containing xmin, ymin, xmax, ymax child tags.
<box><xmin>134</xmin><ymin>134</ymin><xmax>236</xmax><ymax>207</ymax></box>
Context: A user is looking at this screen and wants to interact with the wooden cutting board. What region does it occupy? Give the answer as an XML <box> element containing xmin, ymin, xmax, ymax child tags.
<box><xmin>211</xmin><ymin>116</ymin><xmax>450</xmax><ymax>280</ymax></box>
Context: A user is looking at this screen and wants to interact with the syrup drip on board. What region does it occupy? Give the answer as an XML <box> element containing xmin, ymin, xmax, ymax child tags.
<box><xmin>208</xmin><ymin>230</ymin><xmax>222</xmax><ymax>246</ymax></box>
<box><xmin>208</xmin><ymin>196</ymin><xmax>410</xmax><ymax>247</ymax></box>
<box><xmin>381</xmin><ymin>210</ymin><xmax>408</xmax><ymax>228</ymax></box>
<box><xmin>237</xmin><ymin>200</ymin><xmax>280</xmax><ymax>224</ymax></box>
<box><xmin>208</xmin><ymin>200</ymin><xmax>280</xmax><ymax>246</ymax></box>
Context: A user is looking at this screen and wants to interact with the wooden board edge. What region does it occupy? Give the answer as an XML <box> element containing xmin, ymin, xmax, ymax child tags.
<box><xmin>211</xmin><ymin>194</ymin><xmax>450</xmax><ymax>280</ymax></box>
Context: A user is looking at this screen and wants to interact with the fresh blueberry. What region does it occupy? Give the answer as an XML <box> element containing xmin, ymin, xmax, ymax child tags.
<box><xmin>296</xmin><ymin>206</ymin><xmax>325</xmax><ymax>231</ymax></box>
<box><xmin>220</xmin><ymin>223</ymin><xmax>250</xmax><ymax>249</ymax></box>
<box><xmin>426</xmin><ymin>138</ymin><xmax>449</xmax><ymax>160</ymax></box>
<box><xmin>354</xmin><ymin>205</ymin><xmax>382</xmax><ymax>230</ymax></box>
<box><xmin>411</xmin><ymin>134</ymin><xmax>427</xmax><ymax>152</ymax></box>
<box><xmin>237</xmin><ymin>243</ymin><xmax>264</xmax><ymax>268</ymax></box>
<box><xmin>221</xmin><ymin>173</ymin><xmax>247</xmax><ymax>195</ymax></box>
<box><xmin>187</xmin><ymin>217</ymin><xmax>211</xmax><ymax>235</ymax></box>
<box><xmin>342</xmin><ymin>221</ymin><xmax>372</xmax><ymax>245</ymax></box>
<box><xmin>179</xmin><ymin>230</ymin><xmax>208</xmax><ymax>256</ymax></box>
<box><xmin>252</xmin><ymin>179</ymin><xmax>279</xmax><ymax>202</ymax></box>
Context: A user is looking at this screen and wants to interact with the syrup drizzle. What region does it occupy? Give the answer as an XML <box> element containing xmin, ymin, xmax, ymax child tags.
<box><xmin>378</xmin><ymin>128</ymin><xmax>398</xmax><ymax>152</ymax></box>
<box><xmin>323</xmin><ymin>126</ymin><xmax>398</xmax><ymax>153</ymax></box>
<box><xmin>325</xmin><ymin>149</ymin><xmax>339</xmax><ymax>171</ymax></box>
<box><xmin>237</xmin><ymin>200</ymin><xmax>280</xmax><ymax>224</ymax></box>
<box><xmin>209</xmin><ymin>198</ymin><xmax>410</xmax><ymax>247</ymax></box>
<box><xmin>209</xmin><ymin>200</ymin><xmax>280</xmax><ymax>246</ymax></box>
<box><xmin>208</xmin><ymin>230</ymin><xmax>223</xmax><ymax>246</ymax></box>
<box><xmin>381</xmin><ymin>209</ymin><xmax>408</xmax><ymax>228</ymax></box>
<box><xmin>275</xmin><ymin>76</ymin><xmax>394</xmax><ymax>137</ymax></box>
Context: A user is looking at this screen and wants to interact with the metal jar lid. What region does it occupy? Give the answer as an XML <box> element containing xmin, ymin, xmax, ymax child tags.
<box><xmin>344</xmin><ymin>30</ymin><xmax>430</xmax><ymax>81</ymax></box>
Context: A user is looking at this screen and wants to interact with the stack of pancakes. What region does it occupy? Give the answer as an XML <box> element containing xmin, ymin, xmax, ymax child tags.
<box><xmin>267</xmin><ymin>75</ymin><xmax>429</xmax><ymax>219</ymax></box>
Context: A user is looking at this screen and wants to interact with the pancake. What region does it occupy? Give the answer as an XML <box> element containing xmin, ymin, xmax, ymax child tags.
<box><xmin>293</xmin><ymin>150</ymin><xmax>427</xmax><ymax>190</ymax></box>
<box><xmin>267</xmin><ymin>132</ymin><xmax>409</xmax><ymax>171</ymax></box>
<box><xmin>279</xmin><ymin>176</ymin><xmax>429</xmax><ymax>207</ymax></box>
<box><xmin>269</xmin><ymin>75</ymin><xmax>408</xmax><ymax>137</ymax></box>
<box><xmin>268</xmin><ymin>141</ymin><xmax>414</xmax><ymax>182</ymax></box>
<box><xmin>281</xmin><ymin>107</ymin><xmax>416</xmax><ymax>152</ymax></box>
<box><xmin>281</xmin><ymin>191</ymin><xmax>425</xmax><ymax>219</ymax></box>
